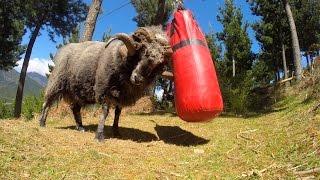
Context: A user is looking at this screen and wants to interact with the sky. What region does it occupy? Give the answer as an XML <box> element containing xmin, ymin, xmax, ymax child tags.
<box><xmin>17</xmin><ymin>0</ymin><xmax>261</xmax><ymax>76</ymax></box>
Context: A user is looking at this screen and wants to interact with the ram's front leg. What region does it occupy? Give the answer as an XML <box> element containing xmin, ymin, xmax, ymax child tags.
<box><xmin>95</xmin><ymin>104</ymin><xmax>109</xmax><ymax>142</ymax></box>
<box><xmin>112</xmin><ymin>105</ymin><xmax>122</xmax><ymax>137</ymax></box>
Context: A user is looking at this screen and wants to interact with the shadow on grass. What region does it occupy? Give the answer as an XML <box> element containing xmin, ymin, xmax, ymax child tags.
<box><xmin>58</xmin><ymin>124</ymin><xmax>209</xmax><ymax>146</ymax></box>
<box><xmin>154</xmin><ymin>124</ymin><xmax>209</xmax><ymax>146</ymax></box>
<box><xmin>58</xmin><ymin>125</ymin><xmax>158</xmax><ymax>143</ymax></box>
<box><xmin>133</xmin><ymin>110</ymin><xmax>177</xmax><ymax>117</ymax></box>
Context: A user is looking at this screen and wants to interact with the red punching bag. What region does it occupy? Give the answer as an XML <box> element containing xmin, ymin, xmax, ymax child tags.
<box><xmin>167</xmin><ymin>9</ymin><xmax>223</xmax><ymax>122</ymax></box>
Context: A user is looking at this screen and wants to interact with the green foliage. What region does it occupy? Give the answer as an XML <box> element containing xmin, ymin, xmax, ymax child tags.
<box><xmin>0</xmin><ymin>100</ymin><xmax>13</xmax><ymax>119</ymax></box>
<box><xmin>292</xmin><ymin>0</ymin><xmax>320</xmax><ymax>53</ymax></box>
<box><xmin>131</xmin><ymin>0</ymin><xmax>175</xmax><ymax>27</ymax></box>
<box><xmin>217</xmin><ymin>0</ymin><xmax>254</xmax><ymax>77</ymax></box>
<box><xmin>22</xmin><ymin>93</ymin><xmax>44</xmax><ymax>120</ymax></box>
<box><xmin>205</xmin><ymin>32</ymin><xmax>222</xmax><ymax>61</ymax></box>
<box><xmin>248</xmin><ymin>0</ymin><xmax>292</xmax><ymax>81</ymax></box>
<box><xmin>102</xmin><ymin>28</ymin><xmax>112</xmax><ymax>42</ymax></box>
<box><xmin>0</xmin><ymin>0</ymin><xmax>25</xmax><ymax>70</ymax></box>
<box><xmin>214</xmin><ymin>0</ymin><xmax>266</xmax><ymax>115</ymax></box>
<box><xmin>23</xmin><ymin>0</ymin><xmax>87</xmax><ymax>41</ymax></box>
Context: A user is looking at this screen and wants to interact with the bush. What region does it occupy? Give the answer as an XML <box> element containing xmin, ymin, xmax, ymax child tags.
<box><xmin>0</xmin><ymin>100</ymin><xmax>13</xmax><ymax>119</ymax></box>
<box><xmin>22</xmin><ymin>93</ymin><xmax>44</xmax><ymax>120</ymax></box>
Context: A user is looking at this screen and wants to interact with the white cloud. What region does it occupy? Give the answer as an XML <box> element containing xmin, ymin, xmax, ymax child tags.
<box><xmin>15</xmin><ymin>58</ymin><xmax>54</xmax><ymax>76</ymax></box>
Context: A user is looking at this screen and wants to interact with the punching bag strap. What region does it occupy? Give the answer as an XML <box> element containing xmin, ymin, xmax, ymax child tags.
<box><xmin>172</xmin><ymin>39</ymin><xmax>207</xmax><ymax>52</ymax></box>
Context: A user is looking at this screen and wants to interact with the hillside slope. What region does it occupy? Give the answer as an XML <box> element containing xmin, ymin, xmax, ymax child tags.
<box><xmin>27</xmin><ymin>72</ymin><xmax>48</xmax><ymax>87</ymax></box>
<box><xmin>0</xmin><ymin>70</ymin><xmax>44</xmax><ymax>101</ymax></box>
<box><xmin>0</xmin><ymin>95</ymin><xmax>319</xmax><ymax>179</ymax></box>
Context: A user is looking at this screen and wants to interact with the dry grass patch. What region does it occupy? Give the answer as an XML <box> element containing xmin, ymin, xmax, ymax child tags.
<box><xmin>0</xmin><ymin>96</ymin><xmax>319</xmax><ymax>179</ymax></box>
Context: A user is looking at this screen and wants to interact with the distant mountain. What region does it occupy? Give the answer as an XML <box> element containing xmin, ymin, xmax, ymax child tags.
<box><xmin>0</xmin><ymin>70</ymin><xmax>45</xmax><ymax>102</ymax></box>
<box><xmin>27</xmin><ymin>72</ymin><xmax>48</xmax><ymax>87</ymax></box>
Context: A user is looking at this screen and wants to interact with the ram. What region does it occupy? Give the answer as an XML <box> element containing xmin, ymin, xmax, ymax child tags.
<box><xmin>38</xmin><ymin>26</ymin><xmax>173</xmax><ymax>141</ymax></box>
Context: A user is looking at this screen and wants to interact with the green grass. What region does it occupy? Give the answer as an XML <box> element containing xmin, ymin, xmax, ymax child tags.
<box><xmin>0</xmin><ymin>96</ymin><xmax>319</xmax><ymax>179</ymax></box>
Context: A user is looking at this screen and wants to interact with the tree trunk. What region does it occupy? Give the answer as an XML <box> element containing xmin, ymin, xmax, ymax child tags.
<box><xmin>283</xmin><ymin>0</ymin><xmax>302</xmax><ymax>80</ymax></box>
<box><xmin>14</xmin><ymin>25</ymin><xmax>41</xmax><ymax>118</ymax></box>
<box><xmin>154</xmin><ymin>0</ymin><xmax>166</xmax><ymax>25</ymax></box>
<box><xmin>282</xmin><ymin>44</ymin><xmax>290</xmax><ymax>87</ymax></box>
<box><xmin>81</xmin><ymin>0</ymin><xmax>103</xmax><ymax>42</ymax></box>
<box><xmin>282</xmin><ymin>44</ymin><xmax>289</xmax><ymax>80</ymax></box>
<box><xmin>232</xmin><ymin>56</ymin><xmax>235</xmax><ymax>77</ymax></box>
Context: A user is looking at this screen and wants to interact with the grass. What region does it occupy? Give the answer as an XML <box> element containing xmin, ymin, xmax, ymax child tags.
<box><xmin>0</xmin><ymin>96</ymin><xmax>319</xmax><ymax>179</ymax></box>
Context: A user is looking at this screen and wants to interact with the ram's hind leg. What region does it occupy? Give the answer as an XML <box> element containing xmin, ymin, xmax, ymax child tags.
<box><xmin>39</xmin><ymin>93</ymin><xmax>59</xmax><ymax>127</ymax></box>
<box><xmin>95</xmin><ymin>104</ymin><xmax>109</xmax><ymax>142</ymax></box>
<box><xmin>112</xmin><ymin>106</ymin><xmax>122</xmax><ymax>137</ymax></box>
<box><xmin>39</xmin><ymin>102</ymin><xmax>50</xmax><ymax>127</ymax></box>
<box><xmin>70</xmin><ymin>103</ymin><xmax>85</xmax><ymax>132</ymax></box>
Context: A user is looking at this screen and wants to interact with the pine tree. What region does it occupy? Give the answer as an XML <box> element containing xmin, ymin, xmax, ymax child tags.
<box><xmin>206</xmin><ymin>31</ymin><xmax>222</xmax><ymax>61</ymax></box>
<box><xmin>293</xmin><ymin>0</ymin><xmax>320</xmax><ymax>69</ymax></box>
<box><xmin>217</xmin><ymin>0</ymin><xmax>253</xmax><ymax>81</ymax></box>
<box><xmin>131</xmin><ymin>0</ymin><xmax>175</xmax><ymax>27</ymax></box>
<box><xmin>102</xmin><ymin>28</ymin><xmax>112</xmax><ymax>42</ymax></box>
<box><xmin>216</xmin><ymin>0</ymin><xmax>254</xmax><ymax>114</ymax></box>
<box><xmin>248</xmin><ymin>0</ymin><xmax>292</xmax><ymax>82</ymax></box>
<box><xmin>14</xmin><ymin>0</ymin><xmax>87</xmax><ymax>118</ymax></box>
<box><xmin>0</xmin><ymin>0</ymin><xmax>25</xmax><ymax>70</ymax></box>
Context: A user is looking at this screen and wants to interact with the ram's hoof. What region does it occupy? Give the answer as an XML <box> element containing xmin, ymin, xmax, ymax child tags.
<box><xmin>95</xmin><ymin>132</ymin><xmax>105</xmax><ymax>142</ymax></box>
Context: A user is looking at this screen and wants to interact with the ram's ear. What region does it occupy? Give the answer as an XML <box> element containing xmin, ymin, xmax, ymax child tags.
<box><xmin>161</xmin><ymin>71</ymin><xmax>174</xmax><ymax>81</ymax></box>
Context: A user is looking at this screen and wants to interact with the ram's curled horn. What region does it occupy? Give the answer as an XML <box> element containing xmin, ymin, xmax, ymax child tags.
<box><xmin>134</xmin><ymin>27</ymin><xmax>155</xmax><ymax>42</ymax></box>
<box><xmin>111</xmin><ymin>33</ymin><xmax>136</xmax><ymax>56</ymax></box>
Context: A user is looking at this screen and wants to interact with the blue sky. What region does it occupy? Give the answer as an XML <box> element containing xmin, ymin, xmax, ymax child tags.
<box><xmin>19</xmin><ymin>0</ymin><xmax>261</xmax><ymax>75</ymax></box>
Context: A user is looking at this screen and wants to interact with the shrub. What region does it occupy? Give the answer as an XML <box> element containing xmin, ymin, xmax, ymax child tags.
<box><xmin>22</xmin><ymin>93</ymin><xmax>44</xmax><ymax>120</ymax></box>
<box><xmin>0</xmin><ymin>100</ymin><xmax>13</xmax><ymax>119</ymax></box>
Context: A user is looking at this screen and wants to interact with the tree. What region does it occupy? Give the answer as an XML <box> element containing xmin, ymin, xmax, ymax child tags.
<box><xmin>283</xmin><ymin>0</ymin><xmax>302</xmax><ymax>80</ymax></box>
<box><xmin>206</xmin><ymin>31</ymin><xmax>222</xmax><ymax>62</ymax></box>
<box><xmin>14</xmin><ymin>0</ymin><xmax>87</xmax><ymax>118</ymax></box>
<box><xmin>248</xmin><ymin>0</ymin><xmax>293</xmax><ymax>83</ymax></box>
<box><xmin>217</xmin><ymin>0</ymin><xmax>253</xmax><ymax>81</ymax></box>
<box><xmin>216</xmin><ymin>0</ymin><xmax>254</xmax><ymax>114</ymax></box>
<box><xmin>102</xmin><ymin>27</ymin><xmax>112</xmax><ymax>42</ymax></box>
<box><xmin>81</xmin><ymin>0</ymin><xmax>103</xmax><ymax>42</ymax></box>
<box><xmin>0</xmin><ymin>0</ymin><xmax>25</xmax><ymax>70</ymax></box>
<box><xmin>292</xmin><ymin>0</ymin><xmax>320</xmax><ymax>69</ymax></box>
<box><xmin>131</xmin><ymin>0</ymin><xmax>175</xmax><ymax>27</ymax></box>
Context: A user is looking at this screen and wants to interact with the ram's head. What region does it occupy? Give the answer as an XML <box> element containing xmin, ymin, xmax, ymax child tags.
<box><xmin>111</xmin><ymin>26</ymin><xmax>173</xmax><ymax>85</ymax></box>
